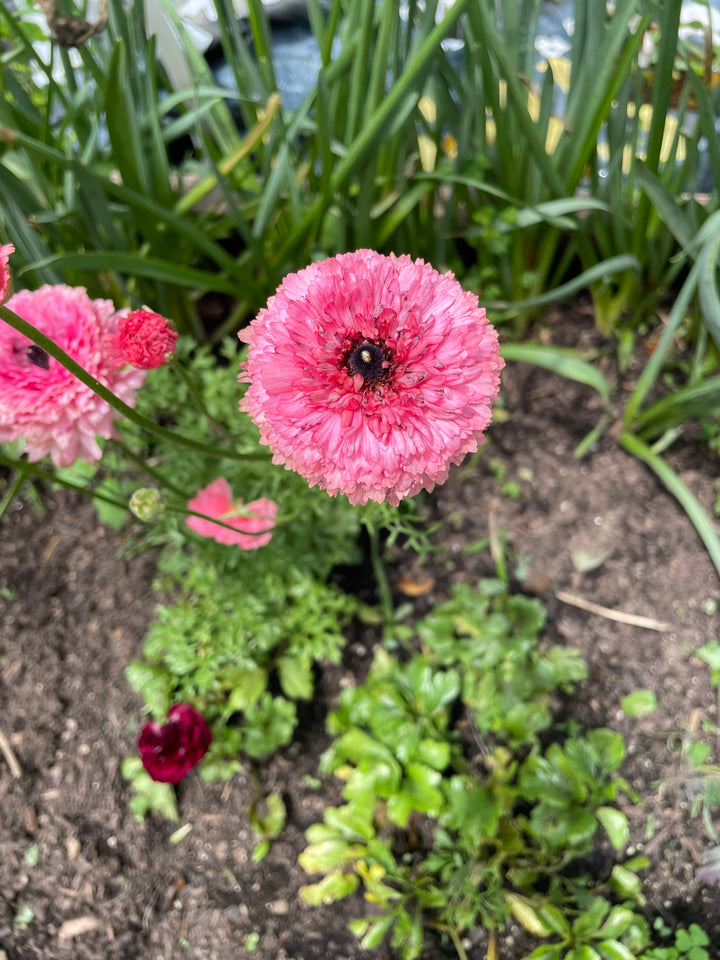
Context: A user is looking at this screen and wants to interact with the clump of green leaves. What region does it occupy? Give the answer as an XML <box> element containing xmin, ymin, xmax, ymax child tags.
<box><xmin>299</xmin><ymin>581</ymin><xmax>621</xmax><ymax>956</ymax></box>
<box><xmin>299</xmin><ymin>580</ymin><xmax>708</xmax><ymax>959</ymax></box>
<box><xmin>417</xmin><ymin>580</ymin><xmax>587</xmax><ymax>746</ymax></box>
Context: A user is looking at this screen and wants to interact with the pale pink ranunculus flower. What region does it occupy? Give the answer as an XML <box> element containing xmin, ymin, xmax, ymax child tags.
<box><xmin>0</xmin><ymin>244</ymin><xmax>14</xmax><ymax>303</ymax></box>
<box><xmin>240</xmin><ymin>250</ymin><xmax>503</xmax><ymax>505</ymax></box>
<box><xmin>186</xmin><ymin>477</ymin><xmax>277</xmax><ymax>549</ymax></box>
<box><xmin>0</xmin><ymin>284</ymin><xmax>146</xmax><ymax>467</ymax></box>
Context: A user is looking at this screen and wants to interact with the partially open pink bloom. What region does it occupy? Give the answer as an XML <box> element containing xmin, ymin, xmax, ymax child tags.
<box><xmin>138</xmin><ymin>703</ymin><xmax>212</xmax><ymax>784</ymax></box>
<box><xmin>186</xmin><ymin>477</ymin><xmax>277</xmax><ymax>549</ymax></box>
<box><xmin>0</xmin><ymin>285</ymin><xmax>146</xmax><ymax>467</ymax></box>
<box><xmin>240</xmin><ymin>250</ymin><xmax>503</xmax><ymax>505</ymax></box>
<box><xmin>0</xmin><ymin>244</ymin><xmax>14</xmax><ymax>304</ymax></box>
<box><xmin>111</xmin><ymin>308</ymin><xmax>178</xmax><ymax>369</ymax></box>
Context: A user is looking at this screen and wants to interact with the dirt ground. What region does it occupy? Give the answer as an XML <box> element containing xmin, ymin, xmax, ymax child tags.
<box><xmin>1</xmin><ymin>307</ymin><xmax>720</xmax><ymax>960</ymax></box>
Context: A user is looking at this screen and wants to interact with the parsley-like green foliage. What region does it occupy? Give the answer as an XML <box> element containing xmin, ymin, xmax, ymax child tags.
<box><xmin>123</xmin><ymin>337</ymin><xmax>362</xmax><ymax>792</ymax></box>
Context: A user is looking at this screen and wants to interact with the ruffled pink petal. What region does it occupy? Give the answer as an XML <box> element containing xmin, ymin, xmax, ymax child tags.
<box><xmin>186</xmin><ymin>480</ymin><xmax>277</xmax><ymax>550</ymax></box>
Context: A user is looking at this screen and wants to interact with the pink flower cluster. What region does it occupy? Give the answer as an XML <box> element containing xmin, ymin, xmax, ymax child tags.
<box><xmin>0</xmin><ymin>247</ymin><xmax>177</xmax><ymax>468</ymax></box>
<box><xmin>186</xmin><ymin>478</ymin><xmax>277</xmax><ymax>549</ymax></box>
<box><xmin>0</xmin><ymin>284</ymin><xmax>147</xmax><ymax>467</ymax></box>
<box><xmin>240</xmin><ymin>250</ymin><xmax>503</xmax><ymax>505</ymax></box>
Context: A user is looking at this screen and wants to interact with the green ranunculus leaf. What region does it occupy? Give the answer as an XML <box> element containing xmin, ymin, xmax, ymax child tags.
<box><xmin>298</xmin><ymin>839</ymin><xmax>352</xmax><ymax>874</ymax></box>
<box><xmin>595</xmin><ymin>906</ymin><xmax>637</xmax><ymax>939</ymax></box>
<box><xmin>299</xmin><ymin>869</ymin><xmax>358</xmax><ymax>905</ymax></box>
<box><xmin>620</xmin><ymin>690</ymin><xmax>657</xmax><ymax>717</ymax></box>
<box><xmin>597</xmin><ymin>939</ymin><xmax>637</xmax><ymax>960</ymax></box>
<box><xmin>225</xmin><ymin>668</ymin><xmax>268</xmax><ymax>714</ymax></box>
<box><xmin>609</xmin><ymin>865</ymin><xmax>645</xmax><ymax>904</ymax></box>
<box><xmin>121</xmin><ymin>756</ymin><xmax>179</xmax><ymax>821</ymax></box>
<box><xmin>596</xmin><ymin>806</ymin><xmax>629</xmax><ymax>850</ymax></box>
<box><xmin>277</xmin><ymin>655</ymin><xmax>313</xmax><ymax>700</ymax></box>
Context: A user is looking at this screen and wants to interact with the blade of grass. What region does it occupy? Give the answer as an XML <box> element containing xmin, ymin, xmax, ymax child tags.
<box><xmin>636</xmin><ymin>376</ymin><xmax>720</xmax><ymax>438</ymax></box>
<box><xmin>623</xmin><ymin>257</ymin><xmax>703</xmax><ymax>429</ymax></box>
<box><xmin>105</xmin><ymin>40</ymin><xmax>149</xmax><ymax>196</ymax></box>
<box><xmin>22</xmin><ymin>252</ymin><xmax>242</xmax><ymax>298</ymax></box>
<box><xmin>620</xmin><ymin>431</ymin><xmax>720</xmax><ymax>580</ymax></box>
<box><xmin>501</xmin><ymin>343</ymin><xmax>612</xmax><ymax>409</ymax></box>
<box><xmin>485</xmin><ymin>255</ymin><xmax>641</xmax><ymax>316</ymax></box>
<box><xmin>0</xmin><ymin>470</ymin><xmax>26</xmax><ymax>524</ymax></box>
<box><xmin>697</xmin><ymin>230</ymin><xmax>720</xmax><ymax>350</ymax></box>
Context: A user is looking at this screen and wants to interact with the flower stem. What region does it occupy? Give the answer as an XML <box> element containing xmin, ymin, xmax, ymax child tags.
<box><xmin>0</xmin><ymin>450</ymin><xmax>130</xmax><ymax>512</ymax></box>
<box><xmin>365</xmin><ymin>519</ymin><xmax>394</xmax><ymax>638</ymax></box>
<box><xmin>171</xmin><ymin>360</ymin><xmax>236</xmax><ymax>445</ymax></box>
<box><xmin>0</xmin><ymin>470</ymin><xmax>26</xmax><ymax>523</ymax></box>
<box><xmin>0</xmin><ymin>305</ymin><xmax>268</xmax><ymax>463</ymax></box>
<box><xmin>112</xmin><ymin>440</ymin><xmax>191</xmax><ymax>499</ymax></box>
<box><xmin>448</xmin><ymin>928</ymin><xmax>469</xmax><ymax>960</ymax></box>
<box><xmin>431</xmin><ymin>924</ymin><xmax>469</xmax><ymax>960</ymax></box>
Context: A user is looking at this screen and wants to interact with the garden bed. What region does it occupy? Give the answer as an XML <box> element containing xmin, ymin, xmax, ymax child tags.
<box><xmin>0</xmin><ymin>305</ymin><xmax>719</xmax><ymax>960</ymax></box>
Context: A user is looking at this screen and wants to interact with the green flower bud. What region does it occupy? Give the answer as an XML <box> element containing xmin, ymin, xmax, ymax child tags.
<box><xmin>129</xmin><ymin>488</ymin><xmax>165</xmax><ymax>522</ymax></box>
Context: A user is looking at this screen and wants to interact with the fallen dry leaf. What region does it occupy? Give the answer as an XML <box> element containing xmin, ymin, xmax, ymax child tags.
<box><xmin>57</xmin><ymin>916</ymin><xmax>102</xmax><ymax>941</ymax></box>
<box><xmin>396</xmin><ymin>573</ymin><xmax>435</xmax><ymax>597</ymax></box>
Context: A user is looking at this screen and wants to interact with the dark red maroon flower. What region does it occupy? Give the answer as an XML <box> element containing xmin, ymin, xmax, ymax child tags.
<box><xmin>138</xmin><ymin>703</ymin><xmax>211</xmax><ymax>784</ymax></box>
<box><xmin>117</xmin><ymin>309</ymin><xmax>178</xmax><ymax>369</ymax></box>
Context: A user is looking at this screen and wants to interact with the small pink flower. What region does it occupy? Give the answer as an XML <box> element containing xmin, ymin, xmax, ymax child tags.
<box><xmin>0</xmin><ymin>285</ymin><xmax>146</xmax><ymax>467</ymax></box>
<box><xmin>112</xmin><ymin>309</ymin><xmax>178</xmax><ymax>369</ymax></box>
<box><xmin>240</xmin><ymin>250</ymin><xmax>503</xmax><ymax>505</ymax></box>
<box><xmin>186</xmin><ymin>477</ymin><xmax>277</xmax><ymax>549</ymax></box>
<box><xmin>138</xmin><ymin>703</ymin><xmax>212</xmax><ymax>784</ymax></box>
<box><xmin>0</xmin><ymin>244</ymin><xmax>14</xmax><ymax>304</ymax></box>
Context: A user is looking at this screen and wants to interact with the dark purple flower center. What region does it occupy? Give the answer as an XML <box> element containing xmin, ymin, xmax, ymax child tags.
<box><xmin>12</xmin><ymin>341</ymin><xmax>50</xmax><ymax>370</ymax></box>
<box><xmin>347</xmin><ymin>340</ymin><xmax>386</xmax><ymax>383</ymax></box>
<box><xmin>27</xmin><ymin>345</ymin><xmax>50</xmax><ymax>370</ymax></box>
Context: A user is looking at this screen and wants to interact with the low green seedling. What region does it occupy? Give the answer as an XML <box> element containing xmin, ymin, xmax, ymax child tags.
<box><xmin>299</xmin><ymin>581</ymin><xmax>632</xmax><ymax>958</ymax></box>
<box><xmin>299</xmin><ymin>580</ymin><xmax>710</xmax><ymax>959</ymax></box>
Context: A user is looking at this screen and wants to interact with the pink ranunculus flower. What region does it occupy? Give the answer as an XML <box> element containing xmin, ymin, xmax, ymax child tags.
<box><xmin>138</xmin><ymin>703</ymin><xmax>212</xmax><ymax>784</ymax></box>
<box><xmin>239</xmin><ymin>250</ymin><xmax>504</xmax><ymax>506</ymax></box>
<box><xmin>113</xmin><ymin>308</ymin><xmax>179</xmax><ymax>369</ymax></box>
<box><xmin>186</xmin><ymin>477</ymin><xmax>277</xmax><ymax>549</ymax></box>
<box><xmin>0</xmin><ymin>244</ymin><xmax>14</xmax><ymax>303</ymax></box>
<box><xmin>0</xmin><ymin>285</ymin><xmax>146</xmax><ymax>468</ymax></box>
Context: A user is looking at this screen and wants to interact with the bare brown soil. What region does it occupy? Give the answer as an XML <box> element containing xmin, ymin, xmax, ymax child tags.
<box><xmin>1</xmin><ymin>309</ymin><xmax>719</xmax><ymax>960</ymax></box>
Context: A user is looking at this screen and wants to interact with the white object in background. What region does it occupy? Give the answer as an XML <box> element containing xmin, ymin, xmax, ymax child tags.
<box><xmin>144</xmin><ymin>0</ymin><xmax>196</xmax><ymax>92</ymax></box>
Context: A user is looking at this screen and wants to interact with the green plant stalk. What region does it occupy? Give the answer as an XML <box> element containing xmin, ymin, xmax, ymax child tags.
<box><xmin>0</xmin><ymin>305</ymin><xmax>266</xmax><ymax>463</ymax></box>
<box><xmin>170</xmin><ymin>504</ymin><xmax>281</xmax><ymax>538</ymax></box>
<box><xmin>111</xmin><ymin>440</ymin><xmax>191</xmax><ymax>499</ymax></box>
<box><xmin>0</xmin><ymin>449</ymin><xmax>270</xmax><ymax>539</ymax></box>
<box><xmin>0</xmin><ymin>470</ymin><xmax>26</xmax><ymax>523</ymax></box>
<box><xmin>171</xmin><ymin>362</ymin><xmax>236</xmax><ymax>445</ymax></box>
<box><xmin>0</xmin><ymin>450</ymin><xmax>130</xmax><ymax>512</ymax></box>
<box><xmin>620</xmin><ymin>431</ymin><xmax>720</xmax><ymax>579</ymax></box>
<box><xmin>365</xmin><ymin>521</ymin><xmax>395</xmax><ymax>637</ymax></box>
<box><xmin>622</xmin><ymin>258</ymin><xmax>703</xmax><ymax>429</ymax></box>
<box><xmin>433</xmin><ymin>923</ymin><xmax>470</xmax><ymax>960</ymax></box>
